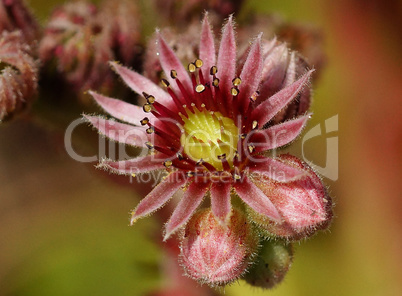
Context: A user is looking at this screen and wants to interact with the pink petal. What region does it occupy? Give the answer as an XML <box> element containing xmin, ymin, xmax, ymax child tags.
<box><xmin>258</xmin><ymin>43</ymin><xmax>290</xmax><ymax>104</ymax></box>
<box><xmin>157</xmin><ymin>32</ymin><xmax>192</xmax><ymax>94</ymax></box>
<box><xmin>200</xmin><ymin>13</ymin><xmax>216</xmax><ymax>80</ymax></box>
<box><xmin>234</xmin><ymin>176</ymin><xmax>281</xmax><ymax>222</ymax></box>
<box><xmin>238</xmin><ymin>34</ymin><xmax>263</xmax><ymax>111</ymax></box>
<box><xmin>283</xmin><ymin>52</ymin><xmax>297</xmax><ymax>87</ymax></box>
<box><xmin>250</xmin><ymin>114</ymin><xmax>310</xmax><ymax>152</ymax></box>
<box><xmin>89</xmin><ymin>90</ymin><xmax>149</xmax><ymax>125</ymax></box>
<box><xmin>217</xmin><ymin>15</ymin><xmax>236</xmax><ymax>96</ymax></box>
<box><xmin>248</xmin><ymin>156</ymin><xmax>307</xmax><ymax>182</ymax></box>
<box><xmin>84</xmin><ymin>115</ymin><xmax>148</xmax><ymax>147</ymax></box>
<box><xmin>131</xmin><ymin>171</ymin><xmax>188</xmax><ymax>223</ymax></box>
<box><xmin>164</xmin><ymin>180</ymin><xmax>211</xmax><ymax>240</ymax></box>
<box><xmin>210</xmin><ymin>181</ymin><xmax>232</xmax><ymax>223</ymax></box>
<box><xmin>109</xmin><ymin>62</ymin><xmax>171</xmax><ymax>104</ymax></box>
<box><xmin>252</xmin><ymin>70</ymin><xmax>313</xmax><ymax>126</ymax></box>
<box><xmin>97</xmin><ymin>154</ymin><xmax>165</xmax><ymax>175</ymax></box>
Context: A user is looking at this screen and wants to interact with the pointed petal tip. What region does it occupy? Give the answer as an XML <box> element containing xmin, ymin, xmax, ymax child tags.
<box><xmin>162</xmin><ymin>229</ymin><xmax>172</xmax><ymax>242</ymax></box>
<box><xmin>130</xmin><ymin>211</ymin><xmax>139</xmax><ymax>226</ymax></box>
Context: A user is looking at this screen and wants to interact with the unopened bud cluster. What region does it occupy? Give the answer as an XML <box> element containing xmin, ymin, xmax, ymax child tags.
<box><xmin>0</xmin><ymin>0</ymin><xmax>39</xmax><ymax>122</ymax></box>
<box><xmin>39</xmin><ymin>0</ymin><xmax>141</xmax><ymax>95</ymax></box>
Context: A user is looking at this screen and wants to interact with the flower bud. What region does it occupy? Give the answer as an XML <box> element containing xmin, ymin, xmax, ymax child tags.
<box><xmin>248</xmin><ymin>154</ymin><xmax>333</xmax><ymax>240</ymax></box>
<box><xmin>0</xmin><ymin>30</ymin><xmax>38</xmax><ymax>122</ymax></box>
<box><xmin>180</xmin><ymin>207</ymin><xmax>258</xmax><ymax>286</ymax></box>
<box><xmin>244</xmin><ymin>239</ymin><xmax>293</xmax><ymax>289</ymax></box>
<box><xmin>257</xmin><ymin>39</ymin><xmax>312</xmax><ymax>125</ymax></box>
<box><xmin>152</xmin><ymin>0</ymin><xmax>244</xmax><ymax>25</ymax></box>
<box><xmin>39</xmin><ymin>0</ymin><xmax>141</xmax><ymax>96</ymax></box>
<box><xmin>0</xmin><ymin>0</ymin><xmax>41</xmax><ymax>45</ymax></box>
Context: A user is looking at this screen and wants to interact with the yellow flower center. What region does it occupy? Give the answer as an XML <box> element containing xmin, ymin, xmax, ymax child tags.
<box><xmin>180</xmin><ymin>106</ymin><xmax>238</xmax><ymax>171</ymax></box>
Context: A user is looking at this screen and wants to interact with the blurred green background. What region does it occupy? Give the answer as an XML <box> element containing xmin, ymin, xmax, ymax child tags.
<box><xmin>1</xmin><ymin>0</ymin><xmax>401</xmax><ymax>295</ymax></box>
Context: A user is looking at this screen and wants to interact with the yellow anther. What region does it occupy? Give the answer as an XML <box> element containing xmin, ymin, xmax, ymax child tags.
<box><xmin>163</xmin><ymin>160</ymin><xmax>173</xmax><ymax>168</ymax></box>
<box><xmin>140</xmin><ymin>117</ymin><xmax>149</xmax><ymax>126</ymax></box>
<box><xmin>232</xmin><ymin>77</ymin><xmax>242</xmax><ymax>86</ymax></box>
<box><xmin>210</xmin><ymin>66</ymin><xmax>218</xmax><ymax>75</ymax></box>
<box><xmin>170</xmin><ymin>70</ymin><xmax>177</xmax><ymax>79</ymax></box>
<box><xmin>161</xmin><ymin>78</ymin><xmax>170</xmax><ymax>88</ymax></box>
<box><xmin>188</xmin><ymin>63</ymin><xmax>196</xmax><ymax>73</ymax></box>
<box><xmin>143</xmin><ymin>104</ymin><xmax>152</xmax><ymax>113</ymax></box>
<box><xmin>195</xmin><ymin>59</ymin><xmax>203</xmax><ymax>68</ymax></box>
<box><xmin>146</xmin><ymin>127</ymin><xmax>154</xmax><ymax>134</ymax></box>
<box><xmin>146</xmin><ymin>95</ymin><xmax>156</xmax><ymax>104</ymax></box>
<box><xmin>252</xmin><ymin>120</ymin><xmax>258</xmax><ymax>130</ymax></box>
<box><xmin>195</xmin><ymin>84</ymin><xmax>206</xmax><ymax>93</ymax></box>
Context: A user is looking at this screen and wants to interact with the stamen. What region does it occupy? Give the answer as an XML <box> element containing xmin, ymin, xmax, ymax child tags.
<box><xmin>195</xmin><ymin>84</ymin><xmax>206</xmax><ymax>93</ymax></box>
<box><xmin>143</xmin><ymin>104</ymin><xmax>152</xmax><ymax>113</ymax></box>
<box><xmin>195</xmin><ymin>59</ymin><xmax>203</xmax><ymax>68</ymax></box>
<box><xmin>145</xmin><ymin>142</ymin><xmax>154</xmax><ymax>149</ymax></box>
<box><xmin>163</xmin><ymin>160</ymin><xmax>173</xmax><ymax>168</ymax></box>
<box><xmin>250</xmin><ymin>91</ymin><xmax>259</xmax><ymax>102</ymax></box>
<box><xmin>212</xmin><ymin>78</ymin><xmax>220</xmax><ymax>87</ymax></box>
<box><xmin>188</xmin><ymin>63</ymin><xmax>196</xmax><ymax>73</ymax></box>
<box><xmin>146</xmin><ymin>95</ymin><xmax>156</xmax><ymax>104</ymax></box>
<box><xmin>233</xmin><ymin>173</ymin><xmax>241</xmax><ymax>181</ymax></box>
<box><xmin>170</xmin><ymin>70</ymin><xmax>178</xmax><ymax>79</ymax></box>
<box><xmin>198</xmin><ymin>66</ymin><xmax>205</xmax><ymax>84</ymax></box>
<box><xmin>146</xmin><ymin>126</ymin><xmax>154</xmax><ymax>134</ymax></box>
<box><xmin>217</xmin><ymin>154</ymin><xmax>226</xmax><ymax>160</ymax></box>
<box><xmin>140</xmin><ymin>117</ymin><xmax>149</xmax><ymax>126</ymax></box>
<box><xmin>210</xmin><ymin>66</ymin><xmax>218</xmax><ymax>75</ymax></box>
<box><xmin>248</xmin><ymin>145</ymin><xmax>255</xmax><ymax>153</ymax></box>
<box><xmin>161</xmin><ymin>78</ymin><xmax>170</xmax><ymax>88</ymax></box>
<box><xmin>175</xmin><ymin>78</ymin><xmax>193</xmax><ymax>106</ymax></box>
<box><xmin>231</xmin><ymin>87</ymin><xmax>239</xmax><ymax>96</ymax></box>
<box><xmin>252</xmin><ymin>120</ymin><xmax>258</xmax><ymax>130</ymax></box>
<box><xmin>232</xmin><ymin>77</ymin><xmax>242</xmax><ymax>86</ymax></box>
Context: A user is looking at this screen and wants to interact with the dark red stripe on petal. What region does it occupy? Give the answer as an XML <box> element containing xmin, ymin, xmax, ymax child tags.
<box><xmin>210</xmin><ymin>181</ymin><xmax>232</xmax><ymax>224</ymax></box>
<box><xmin>217</xmin><ymin>15</ymin><xmax>236</xmax><ymax>100</ymax></box>
<box><xmin>164</xmin><ymin>179</ymin><xmax>211</xmax><ymax>240</ymax></box>
<box><xmin>131</xmin><ymin>171</ymin><xmax>188</xmax><ymax>224</ymax></box>
<box><xmin>249</xmin><ymin>115</ymin><xmax>310</xmax><ymax>152</ymax></box>
<box><xmin>238</xmin><ymin>34</ymin><xmax>263</xmax><ymax>112</ymax></box>
<box><xmin>234</xmin><ymin>175</ymin><xmax>281</xmax><ymax>223</ymax></box>
<box><xmin>252</xmin><ymin>70</ymin><xmax>313</xmax><ymax>126</ymax></box>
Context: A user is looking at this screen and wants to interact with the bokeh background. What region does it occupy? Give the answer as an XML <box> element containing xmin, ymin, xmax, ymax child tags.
<box><xmin>1</xmin><ymin>0</ymin><xmax>401</xmax><ymax>295</ymax></box>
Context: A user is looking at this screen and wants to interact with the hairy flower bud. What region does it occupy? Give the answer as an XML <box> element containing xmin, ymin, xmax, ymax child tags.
<box><xmin>39</xmin><ymin>0</ymin><xmax>141</xmax><ymax>95</ymax></box>
<box><xmin>99</xmin><ymin>0</ymin><xmax>141</xmax><ymax>65</ymax></box>
<box><xmin>180</xmin><ymin>208</ymin><xmax>258</xmax><ymax>286</ymax></box>
<box><xmin>0</xmin><ymin>0</ymin><xmax>40</xmax><ymax>45</ymax></box>
<box><xmin>152</xmin><ymin>0</ymin><xmax>244</xmax><ymax>24</ymax></box>
<box><xmin>248</xmin><ymin>154</ymin><xmax>333</xmax><ymax>240</ymax></box>
<box><xmin>244</xmin><ymin>239</ymin><xmax>293</xmax><ymax>289</ymax></box>
<box><xmin>0</xmin><ymin>30</ymin><xmax>38</xmax><ymax>122</ymax></box>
